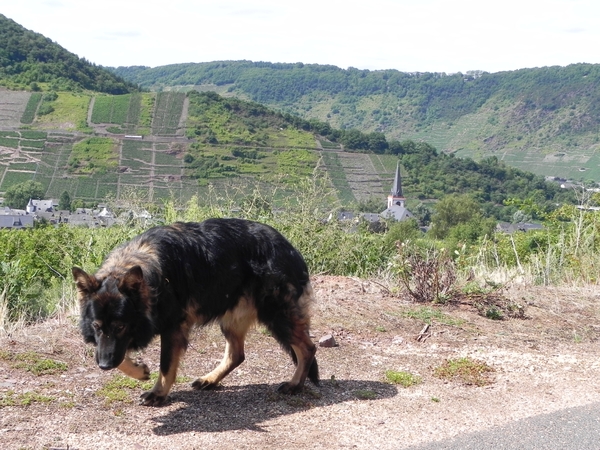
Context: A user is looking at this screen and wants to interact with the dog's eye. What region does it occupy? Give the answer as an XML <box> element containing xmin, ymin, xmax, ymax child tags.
<box><xmin>92</xmin><ymin>322</ymin><xmax>101</xmax><ymax>331</ymax></box>
<box><xmin>114</xmin><ymin>324</ymin><xmax>125</xmax><ymax>333</ymax></box>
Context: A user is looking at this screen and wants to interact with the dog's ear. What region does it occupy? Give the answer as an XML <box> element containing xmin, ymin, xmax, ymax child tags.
<box><xmin>72</xmin><ymin>267</ymin><xmax>99</xmax><ymax>296</ymax></box>
<box><xmin>118</xmin><ymin>265</ymin><xmax>144</xmax><ymax>294</ymax></box>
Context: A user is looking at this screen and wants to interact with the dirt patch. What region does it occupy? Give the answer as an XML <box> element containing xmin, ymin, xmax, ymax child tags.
<box><xmin>1</xmin><ymin>276</ymin><xmax>600</xmax><ymax>449</ymax></box>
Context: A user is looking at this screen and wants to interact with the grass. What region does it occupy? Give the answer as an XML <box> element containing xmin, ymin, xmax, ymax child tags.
<box><xmin>0</xmin><ymin>351</ymin><xmax>68</xmax><ymax>376</ymax></box>
<box><xmin>34</xmin><ymin>92</ymin><xmax>91</xmax><ymax>131</ymax></box>
<box><xmin>385</xmin><ymin>370</ymin><xmax>422</xmax><ymax>388</ymax></box>
<box><xmin>68</xmin><ymin>137</ymin><xmax>118</xmax><ymax>174</ymax></box>
<box><xmin>97</xmin><ymin>375</ymin><xmax>138</xmax><ymax>404</ymax></box>
<box><xmin>400</xmin><ymin>306</ymin><xmax>464</xmax><ymax>327</ymax></box>
<box><xmin>97</xmin><ymin>372</ymin><xmax>192</xmax><ymax>405</ymax></box>
<box><xmin>433</xmin><ymin>357</ymin><xmax>495</xmax><ymax>386</ymax></box>
<box><xmin>354</xmin><ymin>389</ymin><xmax>378</xmax><ymax>400</ymax></box>
<box><xmin>0</xmin><ymin>390</ymin><xmax>54</xmax><ymax>407</ymax></box>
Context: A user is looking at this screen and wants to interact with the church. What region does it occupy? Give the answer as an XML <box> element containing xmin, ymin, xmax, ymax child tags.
<box><xmin>380</xmin><ymin>161</ymin><xmax>414</xmax><ymax>221</ymax></box>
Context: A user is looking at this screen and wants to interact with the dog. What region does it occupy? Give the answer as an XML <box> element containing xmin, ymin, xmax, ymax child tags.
<box><xmin>72</xmin><ymin>218</ymin><xmax>319</xmax><ymax>406</ymax></box>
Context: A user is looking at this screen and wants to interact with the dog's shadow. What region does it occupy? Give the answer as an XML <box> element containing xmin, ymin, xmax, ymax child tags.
<box><xmin>151</xmin><ymin>378</ymin><xmax>397</xmax><ymax>435</ymax></box>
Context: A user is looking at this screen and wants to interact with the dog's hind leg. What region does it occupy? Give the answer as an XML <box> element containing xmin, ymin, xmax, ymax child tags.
<box><xmin>118</xmin><ymin>354</ymin><xmax>150</xmax><ymax>380</ymax></box>
<box><xmin>276</xmin><ymin>319</ymin><xmax>317</xmax><ymax>394</ymax></box>
<box><xmin>266</xmin><ymin>283</ymin><xmax>318</xmax><ymax>394</ymax></box>
<box><xmin>139</xmin><ymin>326</ymin><xmax>190</xmax><ymax>407</ymax></box>
<box><xmin>192</xmin><ymin>297</ymin><xmax>257</xmax><ymax>390</ymax></box>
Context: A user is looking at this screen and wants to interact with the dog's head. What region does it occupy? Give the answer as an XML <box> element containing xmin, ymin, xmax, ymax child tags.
<box><xmin>72</xmin><ymin>265</ymin><xmax>149</xmax><ymax>371</ymax></box>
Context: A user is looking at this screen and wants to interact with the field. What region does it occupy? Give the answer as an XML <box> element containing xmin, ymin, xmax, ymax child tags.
<box><xmin>20</xmin><ymin>92</ymin><xmax>42</xmax><ymax>124</ymax></box>
<box><xmin>0</xmin><ymin>121</ymin><xmax>405</xmax><ymax>207</ymax></box>
<box><xmin>0</xmin><ymin>90</ymin><xmax>31</xmax><ymax>128</ymax></box>
<box><xmin>152</xmin><ymin>92</ymin><xmax>186</xmax><ymax>135</ymax></box>
<box><xmin>33</xmin><ymin>92</ymin><xmax>91</xmax><ymax>131</ymax></box>
<box><xmin>2</xmin><ymin>87</ymin><xmax>595</xmax><ymax>207</ymax></box>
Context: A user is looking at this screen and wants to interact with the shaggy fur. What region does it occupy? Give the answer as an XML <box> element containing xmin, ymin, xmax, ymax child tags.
<box><xmin>73</xmin><ymin>218</ymin><xmax>318</xmax><ymax>406</ymax></box>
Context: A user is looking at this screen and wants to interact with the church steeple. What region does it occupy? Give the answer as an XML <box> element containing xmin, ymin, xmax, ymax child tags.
<box><xmin>387</xmin><ymin>162</ymin><xmax>405</xmax><ymax>208</ymax></box>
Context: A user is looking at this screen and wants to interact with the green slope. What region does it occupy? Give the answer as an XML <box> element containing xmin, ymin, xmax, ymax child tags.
<box><xmin>0</xmin><ymin>14</ymin><xmax>138</xmax><ymax>94</ymax></box>
<box><xmin>110</xmin><ymin>61</ymin><xmax>600</xmax><ymax>181</ymax></box>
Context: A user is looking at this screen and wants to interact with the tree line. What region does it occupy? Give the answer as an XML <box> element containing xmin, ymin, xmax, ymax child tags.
<box><xmin>0</xmin><ymin>14</ymin><xmax>138</xmax><ymax>94</ymax></box>
<box><xmin>110</xmin><ymin>60</ymin><xmax>600</xmax><ymax>131</ymax></box>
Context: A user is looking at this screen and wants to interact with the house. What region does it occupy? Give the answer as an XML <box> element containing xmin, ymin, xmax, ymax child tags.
<box><xmin>380</xmin><ymin>162</ymin><xmax>415</xmax><ymax>222</ymax></box>
<box><xmin>26</xmin><ymin>198</ymin><xmax>57</xmax><ymax>214</ymax></box>
<box><xmin>0</xmin><ymin>215</ymin><xmax>34</xmax><ymax>229</ymax></box>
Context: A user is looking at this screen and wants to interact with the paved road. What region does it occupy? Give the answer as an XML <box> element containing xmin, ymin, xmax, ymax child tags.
<box><xmin>406</xmin><ymin>402</ymin><xmax>600</xmax><ymax>450</ymax></box>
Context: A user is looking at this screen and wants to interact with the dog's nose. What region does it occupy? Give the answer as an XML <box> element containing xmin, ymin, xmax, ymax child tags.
<box><xmin>98</xmin><ymin>363</ymin><xmax>113</xmax><ymax>370</ymax></box>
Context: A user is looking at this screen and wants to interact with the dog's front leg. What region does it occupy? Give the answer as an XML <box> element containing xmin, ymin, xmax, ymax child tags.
<box><xmin>140</xmin><ymin>328</ymin><xmax>188</xmax><ymax>406</ymax></box>
<box><xmin>118</xmin><ymin>354</ymin><xmax>150</xmax><ymax>380</ymax></box>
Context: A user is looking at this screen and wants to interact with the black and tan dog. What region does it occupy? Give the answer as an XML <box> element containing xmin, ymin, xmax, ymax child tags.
<box><xmin>72</xmin><ymin>218</ymin><xmax>318</xmax><ymax>406</ymax></box>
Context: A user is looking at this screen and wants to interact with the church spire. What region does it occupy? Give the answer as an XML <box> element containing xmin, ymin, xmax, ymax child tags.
<box><xmin>391</xmin><ymin>161</ymin><xmax>403</xmax><ymax>197</ymax></box>
<box><xmin>387</xmin><ymin>162</ymin><xmax>405</xmax><ymax>208</ymax></box>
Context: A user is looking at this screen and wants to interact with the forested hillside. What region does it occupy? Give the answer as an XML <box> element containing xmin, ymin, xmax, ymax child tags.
<box><xmin>111</xmin><ymin>61</ymin><xmax>600</xmax><ymax>182</ymax></box>
<box><xmin>0</xmin><ymin>14</ymin><xmax>138</xmax><ymax>94</ymax></box>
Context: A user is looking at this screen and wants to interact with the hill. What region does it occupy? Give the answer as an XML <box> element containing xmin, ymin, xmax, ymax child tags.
<box><xmin>0</xmin><ymin>88</ymin><xmax>572</xmax><ymax>219</ymax></box>
<box><xmin>110</xmin><ymin>61</ymin><xmax>600</xmax><ymax>182</ymax></box>
<box><xmin>0</xmin><ymin>14</ymin><xmax>137</xmax><ymax>94</ymax></box>
<box><xmin>0</xmin><ymin>17</ymin><xmax>575</xmax><ymax>216</ymax></box>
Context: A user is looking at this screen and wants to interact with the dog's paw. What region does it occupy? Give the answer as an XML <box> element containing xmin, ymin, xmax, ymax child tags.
<box><xmin>137</xmin><ymin>362</ymin><xmax>151</xmax><ymax>380</ymax></box>
<box><xmin>191</xmin><ymin>378</ymin><xmax>219</xmax><ymax>391</ymax></box>
<box><xmin>139</xmin><ymin>390</ymin><xmax>168</xmax><ymax>407</ymax></box>
<box><xmin>277</xmin><ymin>382</ymin><xmax>303</xmax><ymax>395</ymax></box>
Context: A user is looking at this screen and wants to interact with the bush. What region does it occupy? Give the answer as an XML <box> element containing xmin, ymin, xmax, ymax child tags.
<box><xmin>37</xmin><ymin>104</ymin><xmax>55</xmax><ymax>116</ymax></box>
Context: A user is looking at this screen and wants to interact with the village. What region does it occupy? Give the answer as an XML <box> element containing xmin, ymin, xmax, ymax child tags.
<box><xmin>0</xmin><ymin>163</ymin><xmax>544</xmax><ymax>233</ymax></box>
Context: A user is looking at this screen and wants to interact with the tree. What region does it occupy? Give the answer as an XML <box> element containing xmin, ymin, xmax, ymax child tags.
<box><xmin>4</xmin><ymin>180</ymin><xmax>44</xmax><ymax>209</ymax></box>
<box><xmin>340</xmin><ymin>129</ymin><xmax>368</xmax><ymax>150</ymax></box>
<box><xmin>429</xmin><ymin>194</ymin><xmax>482</xmax><ymax>239</ymax></box>
<box><xmin>59</xmin><ymin>191</ymin><xmax>72</xmax><ymax>211</ymax></box>
<box><xmin>367</xmin><ymin>132</ymin><xmax>388</xmax><ymax>153</ymax></box>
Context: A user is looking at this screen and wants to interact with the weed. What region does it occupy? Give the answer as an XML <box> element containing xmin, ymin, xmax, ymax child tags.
<box><xmin>5</xmin><ymin>351</ymin><xmax>68</xmax><ymax>376</ymax></box>
<box><xmin>330</xmin><ymin>375</ymin><xmax>340</xmax><ymax>388</ymax></box>
<box><xmin>19</xmin><ymin>391</ymin><xmax>53</xmax><ymax>406</ymax></box>
<box><xmin>375</xmin><ymin>326</ymin><xmax>387</xmax><ymax>332</ymax></box>
<box><xmin>458</xmin><ymin>279</ymin><xmax>525</xmax><ymax>320</ymax></box>
<box><xmin>0</xmin><ymin>390</ymin><xmax>54</xmax><ymax>407</ymax></box>
<box><xmin>396</xmin><ymin>243</ymin><xmax>457</xmax><ymax>304</ymax></box>
<box><xmin>431</xmin><ymin>396</ymin><xmax>440</xmax><ymax>402</ymax></box>
<box><xmin>433</xmin><ymin>357</ymin><xmax>495</xmax><ymax>386</ymax></box>
<box><xmin>268</xmin><ymin>392</ymin><xmax>313</xmax><ymax>408</ymax></box>
<box><xmin>385</xmin><ymin>370</ymin><xmax>422</xmax><ymax>387</ymax></box>
<box><xmin>484</xmin><ymin>306</ymin><xmax>503</xmax><ymax>320</ymax></box>
<box><xmin>354</xmin><ymin>389</ymin><xmax>378</xmax><ymax>400</ymax></box>
<box><xmin>97</xmin><ymin>375</ymin><xmax>139</xmax><ymax>404</ymax></box>
<box><xmin>401</xmin><ymin>306</ymin><xmax>464</xmax><ymax>327</ymax></box>
<box><xmin>99</xmin><ymin>372</ymin><xmax>191</xmax><ymax>404</ymax></box>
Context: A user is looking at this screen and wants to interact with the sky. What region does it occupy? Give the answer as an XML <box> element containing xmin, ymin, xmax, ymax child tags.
<box><xmin>2</xmin><ymin>0</ymin><xmax>599</xmax><ymax>74</ymax></box>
